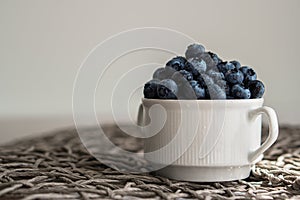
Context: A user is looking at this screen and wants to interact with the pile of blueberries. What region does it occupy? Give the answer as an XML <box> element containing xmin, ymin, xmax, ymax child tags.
<box><xmin>143</xmin><ymin>43</ymin><xmax>265</xmax><ymax>100</ymax></box>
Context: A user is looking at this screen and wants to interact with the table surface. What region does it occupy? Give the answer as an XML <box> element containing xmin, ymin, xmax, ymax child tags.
<box><xmin>0</xmin><ymin>125</ymin><xmax>299</xmax><ymax>199</ymax></box>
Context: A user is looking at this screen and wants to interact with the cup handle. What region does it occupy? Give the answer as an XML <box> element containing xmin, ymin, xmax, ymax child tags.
<box><xmin>248</xmin><ymin>106</ymin><xmax>279</xmax><ymax>163</ymax></box>
<box><xmin>137</xmin><ymin>104</ymin><xmax>144</xmax><ymax>126</ymax></box>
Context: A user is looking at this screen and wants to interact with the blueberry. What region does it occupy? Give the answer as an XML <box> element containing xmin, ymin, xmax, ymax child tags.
<box><xmin>187</xmin><ymin>57</ymin><xmax>207</xmax><ymax>75</ymax></box>
<box><xmin>245</xmin><ymin>69</ymin><xmax>257</xmax><ymax>82</ymax></box>
<box><xmin>157</xmin><ymin>79</ymin><xmax>178</xmax><ymax>99</ymax></box>
<box><xmin>230</xmin><ymin>60</ymin><xmax>241</xmax><ymax>69</ymax></box>
<box><xmin>231</xmin><ymin>84</ymin><xmax>251</xmax><ymax>99</ymax></box>
<box><xmin>215</xmin><ymin>79</ymin><xmax>226</xmax><ymax>87</ymax></box>
<box><xmin>193</xmin><ymin>85</ymin><xmax>206</xmax><ymax>99</ymax></box>
<box><xmin>202</xmin><ymin>74</ymin><xmax>215</xmax><ymax>85</ymax></box>
<box><xmin>208</xmin><ymin>51</ymin><xmax>222</xmax><ymax>65</ymax></box>
<box><xmin>239</xmin><ymin>66</ymin><xmax>251</xmax><ymax>74</ymax></box>
<box><xmin>184</xmin><ymin>61</ymin><xmax>199</xmax><ymax>77</ymax></box>
<box><xmin>246</xmin><ymin>80</ymin><xmax>265</xmax><ymax>98</ymax></box>
<box><xmin>206</xmin><ymin>69</ymin><xmax>225</xmax><ymax>82</ymax></box>
<box><xmin>206</xmin><ymin>84</ymin><xmax>226</xmax><ymax>99</ymax></box>
<box><xmin>179</xmin><ymin>80</ymin><xmax>205</xmax><ymax>99</ymax></box>
<box><xmin>143</xmin><ymin>79</ymin><xmax>159</xmax><ymax>99</ymax></box>
<box><xmin>240</xmin><ymin>66</ymin><xmax>257</xmax><ymax>83</ymax></box>
<box><xmin>177</xmin><ymin>83</ymin><xmax>195</xmax><ymax>99</ymax></box>
<box><xmin>146</xmin><ymin>44</ymin><xmax>265</xmax><ymax>101</ymax></box>
<box><xmin>225</xmin><ymin>68</ymin><xmax>244</xmax><ymax>84</ymax></box>
<box><xmin>196</xmin><ymin>74</ymin><xmax>207</xmax><ymax>88</ymax></box>
<box><xmin>199</xmin><ymin>52</ymin><xmax>217</xmax><ymax>69</ymax></box>
<box><xmin>224</xmin><ymin>62</ymin><xmax>235</xmax><ymax>71</ymax></box>
<box><xmin>164</xmin><ymin>66</ymin><xmax>177</xmax><ymax>77</ymax></box>
<box><xmin>217</xmin><ymin>62</ymin><xmax>235</xmax><ymax>74</ymax></box>
<box><xmin>172</xmin><ymin>70</ymin><xmax>193</xmax><ymax>83</ymax></box>
<box><xmin>185</xmin><ymin>43</ymin><xmax>205</xmax><ymax>59</ymax></box>
<box><xmin>197</xmin><ymin>74</ymin><xmax>214</xmax><ymax>88</ymax></box>
<box><xmin>153</xmin><ymin>67</ymin><xmax>167</xmax><ymax>80</ymax></box>
<box><xmin>189</xmin><ymin>80</ymin><xmax>198</xmax><ymax>88</ymax></box>
<box><xmin>166</xmin><ymin>56</ymin><xmax>186</xmax><ymax>71</ymax></box>
<box><xmin>216</xmin><ymin>79</ymin><xmax>230</xmax><ymax>96</ymax></box>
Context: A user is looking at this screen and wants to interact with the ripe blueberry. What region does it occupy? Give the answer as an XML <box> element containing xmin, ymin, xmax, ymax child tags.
<box><xmin>240</xmin><ymin>66</ymin><xmax>251</xmax><ymax>74</ymax></box>
<box><xmin>231</xmin><ymin>84</ymin><xmax>251</xmax><ymax>99</ymax></box>
<box><xmin>198</xmin><ymin>74</ymin><xmax>214</xmax><ymax>89</ymax></box>
<box><xmin>208</xmin><ymin>51</ymin><xmax>222</xmax><ymax>65</ymax></box>
<box><xmin>217</xmin><ymin>62</ymin><xmax>235</xmax><ymax>74</ymax></box>
<box><xmin>199</xmin><ymin>52</ymin><xmax>217</xmax><ymax>69</ymax></box>
<box><xmin>246</xmin><ymin>80</ymin><xmax>265</xmax><ymax>98</ymax></box>
<box><xmin>206</xmin><ymin>84</ymin><xmax>226</xmax><ymax>99</ymax></box>
<box><xmin>216</xmin><ymin>79</ymin><xmax>230</xmax><ymax>96</ymax></box>
<box><xmin>172</xmin><ymin>70</ymin><xmax>193</xmax><ymax>83</ymax></box>
<box><xmin>185</xmin><ymin>43</ymin><xmax>205</xmax><ymax>59</ymax></box>
<box><xmin>193</xmin><ymin>85</ymin><xmax>206</xmax><ymax>99</ymax></box>
<box><xmin>230</xmin><ymin>60</ymin><xmax>241</xmax><ymax>69</ymax></box>
<box><xmin>166</xmin><ymin>56</ymin><xmax>186</xmax><ymax>71</ymax></box>
<box><xmin>153</xmin><ymin>67</ymin><xmax>167</xmax><ymax>80</ymax></box>
<box><xmin>206</xmin><ymin>69</ymin><xmax>225</xmax><ymax>82</ymax></box>
<box><xmin>189</xmin><ymin>80</ymin><xmax>198</xmax><ymax>88</ymax></box>
<box><xmin>225</xmin><ymin>68</ymin><xmax>244</xmax><ymax>84</ymax></box>
<box><xmin>143</xmin><ymin>79</ymin><xmax>159</xmax><ymax>99</ymax></box>
<box><xmin>240</xmin><ymin>66</ymin><xmax>257</xmax><ymax>83</ymax></box>
<box><xmin>187</xmin><ymin>57</ymin><xmax>207</xmax><ymax>75</ymax></box>
<box><xmin>157</xmin><ymin>79</ymin><xmax>178</xmax><ymax>99</ymax></box>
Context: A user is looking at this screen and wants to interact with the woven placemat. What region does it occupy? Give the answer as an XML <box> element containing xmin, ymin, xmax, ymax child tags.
<box><xmin>0</xmin><ymin>125</ymin><xmax>299</xmax><ymax>200</ymax></box>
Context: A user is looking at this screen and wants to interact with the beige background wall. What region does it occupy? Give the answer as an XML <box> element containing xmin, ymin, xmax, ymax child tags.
<box><xmin>1</xmin><ymin>0</ymin><xmax>300</xmax><ymax>144</ymax></box>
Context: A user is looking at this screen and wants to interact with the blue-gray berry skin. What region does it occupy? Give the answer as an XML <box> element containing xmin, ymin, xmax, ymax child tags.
<box><xmin>190</xmin><ymin>80</ymin><xmax>206</xmax><ymax>99</ymax></box>
<box><xmin>202</xmin><ymin>74</ymin><xmax>215</xmax><ymax>86</ymax></box>
<box><xmin>225</xmin><ymin>68</ymin><xmax>244</xmax><ymax>84</ymax></box>
<box><xmin>153</xmin><ymin>67</ymin><xmax>167</xmax><ymax>80</ymax></box>
<box><xmin>178</xmin><ymin>80</ymin><xmax>205</xmax><ymax>100</ymax></box>
<box><xmin>172</xmin><ymin>70</ymin><xmax>193</xmax><ymax>83</ymax></box>
<box><xmin>244</xmin><ymin>69</ymin><xmax>257</xmax><ymax>83</ymax></box>
<box><xmin>197</xmin><ymin>74</ymin><xmax>214</xmax><ymax>89</ymax></box>
<box><xmin>207</xmin><ymin>69</ymin><xmax>225</xmax><ymax>82</ymax></box>
<box><xmin>193</xmin><ymin>85</ymin><xmax>206</xmax><ymax>99</ymax></box>
<box><xmin>247</xmin><ymin>80</ymin><xmax>265</xmax><ymax>98</ymax></box>
<box><xmin>199</xmin><ymin>52</ymin><xmax>217</xmax><ymax>69</ymax></box>
<box><xmin>206</xmin><ymin>84</ymin><xmax>226</xmax><ymax>99</ymax></box>
<box><xmin>196</xmin><ymin>74</ymin><xmax>207</xmax><ymax>88</ymax></box>
<box><xmin>143</xmin><ymin>79</ymin><xmax>159</xmax><ymax>99</ymax></box>
<box><xmin>217</xmin><ymin>62</ymin><xmax>235</xmax><ymax>74</ymax></box>
<box><xmin>166</xmin><ymin>56</ymin><xmax>186</xmax><ymax>71</ymax></box>
<box><xmin>215</xmin><ymin>79</ymin><xmax>226</xmax><ymax>87</ymax></box>
<box><xmin>185</xmin><ymin>44</ymin><xmax>205</xmax><ymax>59</ymax></box>
<box><xmin>189</xmin><ymin>80</ymin><xmax>198</xmax><ymax>88</ymax></box>
<box><xmin>208</xmin><ymin>51</ymin><xmax>222</xmax><ymax>65</ymax></box>
<box><xmin>216</xmin><ymin>80</ymin><xmax>231</xmax><ymax>96</ymax></box>
<box><xmin>230</xmin><ymin>60</ymin><xmax>241</xmax><ymax>69</ymax></box>
<box><xmin>145</xmin><ymin>43</ymin><xmax>265</xmax><ymax>100</ymax></box>
<box><xmin>187</xmin><ymin>58</ymin><xmax>207</xmax><ymax>75</ymax></box>
<box><xmin>157</xmin><ymin>79</ymin><xmax>178</xmax><ymax>99</ymax></box>
<box><xmin>177</xmin><ymin>82</ymin><xmax>196</xmax><ymax>99</ymax></box>
<box><xmin>184</xmin><ymin>62</ymin><xmax>199</xmax><ymax>77</ymax></box>
<box><xmin>165</xmin><ymin>66</ymin><xmax>177</xmax><ymax>78</ymax></box>
<box><xmin>240</xmin><ymin>66</ymin><xmax>251</xmax><ymax>74</ymax></box>
<box><xmin>231</xmin><ymin>84</ymin><xmax>251</xmax><ymax>99</ymax></box>
<box><xmin>240</xmin><ymin>66</ymin><xmax>257</xmax><ymax>83</ymax></box>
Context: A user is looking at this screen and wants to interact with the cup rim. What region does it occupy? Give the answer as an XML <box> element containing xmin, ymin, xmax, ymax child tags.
<box><xmin>142</xmin><ymin>98</ymin><xmax>264</xmax><ymax>105</ymax></box>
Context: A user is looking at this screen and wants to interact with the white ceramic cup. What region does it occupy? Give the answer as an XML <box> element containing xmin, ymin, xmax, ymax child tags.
<box><xmin>137</xmin><ymin>98</ymin><xmax>278</xmax><ymax>182</ymax></box>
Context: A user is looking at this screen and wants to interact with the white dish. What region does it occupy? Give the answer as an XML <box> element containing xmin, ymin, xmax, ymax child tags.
<box><xmin>138</xmin><ymin>98</ymin><xmax>278</xmax><ymax>182</ymax></box>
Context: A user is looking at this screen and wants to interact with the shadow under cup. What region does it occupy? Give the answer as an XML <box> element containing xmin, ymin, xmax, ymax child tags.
<box><xmin>138</xmin><ymin>98</ymin><xmax>278</xmax><ymax>182</ymax></box>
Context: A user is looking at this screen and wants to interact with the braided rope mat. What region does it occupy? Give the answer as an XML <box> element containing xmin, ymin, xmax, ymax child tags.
<box><xmin>0</xmin><ymin>125</ymin><xmax>299</xmax><ymax>200</ymax></box>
